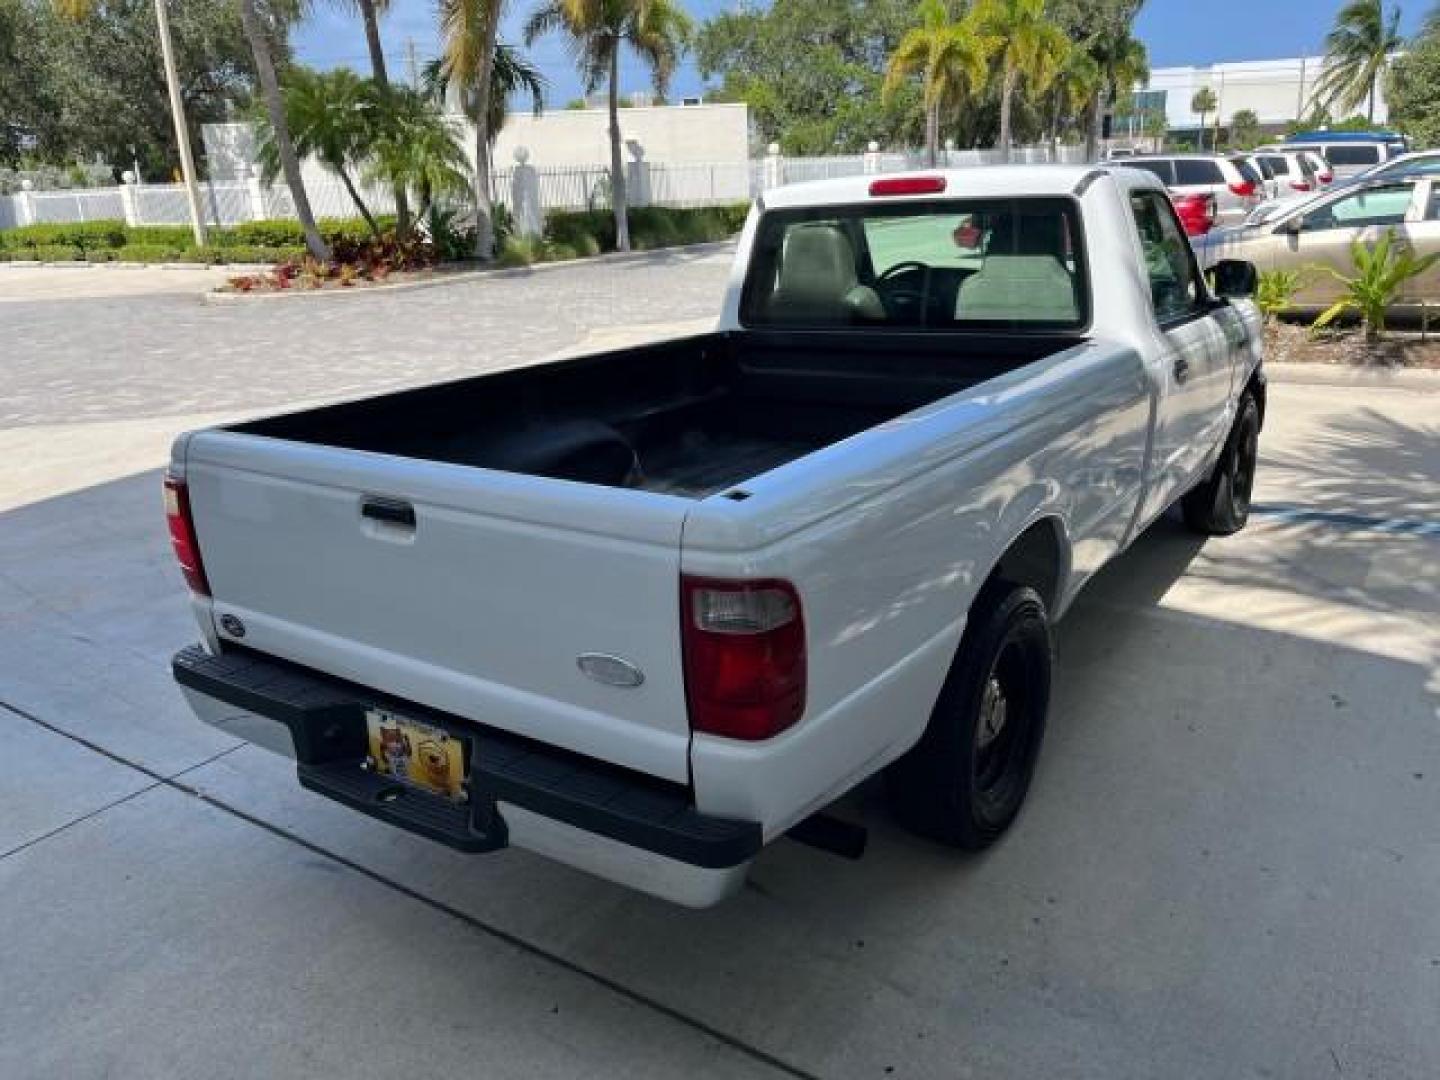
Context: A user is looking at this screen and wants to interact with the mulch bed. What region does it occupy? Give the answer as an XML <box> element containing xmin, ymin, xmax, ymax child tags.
<box><xmin>1265</xmin><ymin>319</ymin><xmax>1440</xmax><ymax>369</ymax></box>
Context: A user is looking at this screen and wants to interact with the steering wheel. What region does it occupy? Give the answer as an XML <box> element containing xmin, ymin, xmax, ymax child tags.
<box><xmin>876</xmin><ymin>261</ymin><xmax>931</xmax><ymax>320</ymax></box>
<box><xmin>878</xmin><ymin>260</ymin><xmax>929</xmax><ymax>285</ymax></box>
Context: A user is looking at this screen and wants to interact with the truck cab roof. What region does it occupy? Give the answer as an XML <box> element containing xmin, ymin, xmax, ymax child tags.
<box><xmin>757</xmin><ymin>165</ymin><xmax>1158</xmax><ymax>210</ymax></box>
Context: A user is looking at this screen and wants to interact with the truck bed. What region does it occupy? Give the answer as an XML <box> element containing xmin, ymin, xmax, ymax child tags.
<box><xmin>233</xmin><ymin>331</ymin><xmax>1075</xmax><ymax>499</ymax></box>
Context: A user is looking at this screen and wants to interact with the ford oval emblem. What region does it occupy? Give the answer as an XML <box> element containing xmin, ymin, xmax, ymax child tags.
<box><xmin>219</xmin><ymin>613</ymin><xmax>246</xmax><ymax>638</ymax></box>
<box><xmin>576</xmin><ymin>653</ymin><xmax>644</xmax><ymax>688</ymax></box>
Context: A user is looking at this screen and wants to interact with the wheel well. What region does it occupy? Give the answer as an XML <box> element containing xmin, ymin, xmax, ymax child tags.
<box><xmin>1247</xmin><ymin>369</ymin><xmax>1267</xmax><ymax>428</ymax></box>
<box><xmin>988</xmin><ymin>519</ymin><xmax>1065</xmax><ymax>613</ymax></box>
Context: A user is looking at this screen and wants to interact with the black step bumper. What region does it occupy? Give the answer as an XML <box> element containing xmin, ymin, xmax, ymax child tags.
<box><xmin>172</xmin><ymin>645</ymin><xmax>761</xmax><ymax>875</ymax></box>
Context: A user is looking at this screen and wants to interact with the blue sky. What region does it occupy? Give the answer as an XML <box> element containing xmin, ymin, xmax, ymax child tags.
<box><xmin>294</xmin><ymin>0</ymin><xmax>1430</xmax><ymax>104</ymax></box>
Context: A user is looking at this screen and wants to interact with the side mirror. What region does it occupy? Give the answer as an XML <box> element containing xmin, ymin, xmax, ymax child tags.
<box><xmin>1276</xmin><ymin>215</ymin><xmax>1303</xmax><ymax>235</ymax></box>
<box><xmin>1211</xmin><ymin>259</ymin><xmax>1258</xmax><ymax>299</ymax></box>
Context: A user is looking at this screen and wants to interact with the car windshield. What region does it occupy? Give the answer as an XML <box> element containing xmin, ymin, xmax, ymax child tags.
<box><xmin>1324</xmin><ymin>145</ymin><xmax>1382</xmax><ymax>166</ymax></box>
<box><xmin>740</xmin><ymin>197</ymin><xmax>1088</xmax><ymax>331</ymax></box>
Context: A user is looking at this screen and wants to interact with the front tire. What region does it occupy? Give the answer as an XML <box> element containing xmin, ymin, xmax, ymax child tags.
<box><xmin>886</xmin><ymin>582</ymin><xmax>1052</xmax><ymax>850</ymax></box>
<box><xmin>1182</xmin><ymin>393</ymin><xmax>1260</xmax><ymax>536</ymax></box>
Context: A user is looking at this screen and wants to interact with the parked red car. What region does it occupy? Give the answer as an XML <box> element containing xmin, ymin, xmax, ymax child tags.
<box><xmin>1171</xmin><ymin>191</ymin><xmax>1217</xmax><ymax>237</ymax></box>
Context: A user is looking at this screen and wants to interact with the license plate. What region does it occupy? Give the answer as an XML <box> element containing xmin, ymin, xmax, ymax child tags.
<box><xmin>365</xmin><ymin>708</ymin><xmax>467</xmax><ymax>802</ymax></box>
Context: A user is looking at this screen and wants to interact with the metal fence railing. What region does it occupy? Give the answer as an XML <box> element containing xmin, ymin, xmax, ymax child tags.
<box><xmin>0</xmin><ymin>147</ymin><xmax>1094</xmax><ymax>232</ymax></box>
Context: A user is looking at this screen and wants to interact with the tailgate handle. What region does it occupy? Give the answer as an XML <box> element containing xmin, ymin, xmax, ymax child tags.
<box><xmin>360</xmin><ymin>496</ymin><xmax>416</xmax><ymax>528</ymax></box>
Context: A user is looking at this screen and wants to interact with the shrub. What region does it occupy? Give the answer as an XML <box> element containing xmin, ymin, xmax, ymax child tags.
<box><xmin>124</xmin><ymin>225</ymin><xmax>196</xmax><ymax>248</ymax></box>
<box><xmin>496</xmin><ymin>236</ymin><xmax>538</xmax><ymax>268</ymax></box>
<box><xmin>1312</xmin><ymin>228</ymin><xmax>1440</xmax><ymax>343</ymax></box>
<box><xmin>219</xmin><ymin>218</ymin><xmax>306</xmax><ymax>248</ymax></box>
<box><xmin>540</xmin><ymin>241</ymin><xmax>578</xmax><ymax>263</ymax></box>
<box><xmin>541</xmin><ymin>204</ymin><xmax>748</xmax><ymax>257</ymax></box>
<box><xmin>544</xmin><ymin>209</ymin><xmax>613</xmax><ymax>253</ymax></box>
<box><xmin>1254</xmin><ymin>269</ymin><xmax>1304</xmax><ymax>322</ymax></box>
<box><xmin>0</xmin><ymin>219</ymin><xmax>127</xmax><ymax>252</ymax></box>
<box><xmin>27</xmin><ymin>244</ymin><xmax>85</xmax><ymax>261</ymax></box>
<box><xmin>111</xmin><ymin>242</ymin><xmax>186</xmax><ymax>263</ymax></box>
<box><xmin>216</xmin><ymin>244</ymin><xmax>303</xmax><ymax>264</ymax></box>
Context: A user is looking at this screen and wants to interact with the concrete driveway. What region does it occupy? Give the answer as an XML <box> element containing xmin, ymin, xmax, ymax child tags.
<box><xmin>2</xmin><ymin>258</ymin><xmax>1437</xmax><ymax>1079</ymax></box>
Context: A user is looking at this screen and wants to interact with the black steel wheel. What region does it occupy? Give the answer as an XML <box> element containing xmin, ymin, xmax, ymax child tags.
<box><xmin>1182</xmin><ymin>393</ymin><xmax>1261</xmax><ymax>536</ymax></box>
<box><xmin>887</xmin><ymin>581</ymin><xmax>1052</xmax><ymax>849</ymax></box>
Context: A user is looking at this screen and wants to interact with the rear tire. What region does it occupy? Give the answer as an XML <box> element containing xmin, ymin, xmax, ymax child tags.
<box><xmin>886</xmin><ymin>582</ymin><xmax>1052</xmax><ymax>849</ymax></box>
<box><xmin>1182</xmin><ymin>393</ymin><xmax>1260</xmax><ymax>536</ymax></box>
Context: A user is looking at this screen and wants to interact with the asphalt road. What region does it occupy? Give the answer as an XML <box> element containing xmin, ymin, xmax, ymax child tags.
<box><xmin>2</xmin><ymin>257</ymin><xmax>1437</xmax><ymax>1080</ymax></box>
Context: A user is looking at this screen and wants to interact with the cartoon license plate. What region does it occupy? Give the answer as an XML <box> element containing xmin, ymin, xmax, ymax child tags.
<box><xmin>365</xmin><ymin>708</ymin><xmax>467</xmax><ymax>801</ymax></box>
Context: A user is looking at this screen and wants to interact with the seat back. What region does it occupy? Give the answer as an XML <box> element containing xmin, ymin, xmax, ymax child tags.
<box><xmin>957</xmin><ymin>213</ymin><xmax>1079</xmax><ymax>322</ymax></box>
<box><xmin>765</xmin><ymin>224</ymin><xmax>882</xmax><ymax>324</ymax></box>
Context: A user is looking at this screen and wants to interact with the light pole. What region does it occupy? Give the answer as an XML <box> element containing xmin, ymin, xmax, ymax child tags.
<box><xmin>153</xmin><ymin>0</ymin><xmax>207</xmax><ymax>246</ymax></box>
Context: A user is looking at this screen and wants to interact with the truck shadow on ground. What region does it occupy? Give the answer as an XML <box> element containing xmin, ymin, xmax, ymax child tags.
<box><xmin>1</xmin><ymin>400</ymin><xmax>1437</xmax><ymax>1078</ymax></box>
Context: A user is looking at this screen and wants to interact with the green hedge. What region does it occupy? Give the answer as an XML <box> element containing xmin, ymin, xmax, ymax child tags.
<box><xmin>521</xmin><ymin>204</ymin><xmax>749</xmax><ymax>267</ymax></box>
<box><xmin>541</xmin><ymin>204</ymin><xmax>748</xmax><ymax>257</ymax></box>
<box><xmin>0</xmin><ymin>220</ymin><xmax>127</xmax><ymax>252</ymax></box>
<box><xmin>0</xmin><ymin>204</ymin><xmax>748</xmax><ymax>267</ymax></box>
<box><xmin>0</xmin><ymin>241</ymin><xmax>304</xmax><ymax>264</ymax></box>
<box><xmin>0</xmin><ymin>215</ymin><xmax>390</xmax><ymax>254</ymax></box>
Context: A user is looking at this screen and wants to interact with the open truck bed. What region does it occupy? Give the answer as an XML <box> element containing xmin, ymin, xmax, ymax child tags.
<box><xmin>233</xmin><ymin>332</ymin><xmax>1070</xmax><ymax>498</ymax></box>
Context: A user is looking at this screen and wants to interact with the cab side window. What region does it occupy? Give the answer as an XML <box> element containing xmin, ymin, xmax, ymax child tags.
<box><xmin>1129</xmin><ymin>191</ymin><xmax>1202</xmax><ymax>323</ymax></box>
<box><xmin>1302</xmin><ymin>184</ymin><xmax>1413</xmax><ymax>231</ymax></box>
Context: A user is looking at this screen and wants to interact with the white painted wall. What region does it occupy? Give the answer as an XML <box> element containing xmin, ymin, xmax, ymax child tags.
<box><xmin>481</xmin><ymin>103</ymin><xmax>750</xmax><ymax>170</ymax></box>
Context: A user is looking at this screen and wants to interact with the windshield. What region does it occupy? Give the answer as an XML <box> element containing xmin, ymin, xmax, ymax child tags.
<box><xmin>740</xmin><ymin>197</ymin><xmax>1088</xmax><ymax>331</ymax></box>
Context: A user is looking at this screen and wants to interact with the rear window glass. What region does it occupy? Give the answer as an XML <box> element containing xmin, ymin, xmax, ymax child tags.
<box><xmin>1324</xmin><ymin>145</ymin><xmax>1382</xmax><ymax>165</ymax></box>
<box><xmin>1175</xmin><ymin>159</ymin><xmax>1225</xmax><ymax>185</ymax></box>
<box><xmin>1130</xmin><ymin>160</ymin><xmax>1174</xmax><ymax>184</ymax></box>
<box><xmin>1258</xmin><ymin>155</ymin><xmax>1290</xmax><ymax>176</ymax></box>
<box><xmin>740</xmin><ymin>197</ymin><xmax>1088</xmax><ymax>331</ymax></box>
<box><xmin>1229</xmin><ymin>159</ymin><xmax>1262</xmax><ymax>185</ymax></box>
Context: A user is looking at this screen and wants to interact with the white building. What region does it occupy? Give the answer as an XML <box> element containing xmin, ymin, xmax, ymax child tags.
<box><xmin>1125</xmin><ymin>55</ymin><xmax>1392</xmax><ymax>140</ymax></box>
<box><xmin>485</xmin><ymin>102</ymin><xmax>749</xmax><ymax>171</ymax></box>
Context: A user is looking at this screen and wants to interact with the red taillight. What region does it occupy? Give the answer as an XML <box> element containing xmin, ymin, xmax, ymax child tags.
<box><xmin>681</xmin><ymin>576</ymin><xmax>806</xmax><ymax>741</ymax></box>
<box><xmin>1228</xmin><ymin>180</ymin><xmax>1256</xmax><ymax>197</ymax></box>
<box><xmin>163</xmin><ymin>475</ymin><xmax>209</xmax><ymax>596</ymax></box>
<box><xmin>1291</xmin><ymin>180</ymin><xmax>1312</xmax><ymax>192</ymax></box>
<box><xmin>1319</xmin><ymin>172</ymin><xmax>1334</xmax><ymax>184</ymax></box>
<box><xmin>869</xmin><ymin>175</ymin><xmax>947</xmax><ymax>197</ymax></box>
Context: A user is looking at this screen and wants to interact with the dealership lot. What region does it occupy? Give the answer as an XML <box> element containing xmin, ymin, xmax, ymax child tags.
<box><xmin>2</xmin><ymin>256</ymin><xmax>1437</xmax><ymax>1079</ymax></box>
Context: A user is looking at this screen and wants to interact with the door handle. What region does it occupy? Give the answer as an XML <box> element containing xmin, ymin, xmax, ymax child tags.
<box><xmin>1173</xmin><ymin>354</ymin><xmax>1191</xmax><ymax>385</ymax></box>
<box><xmin>360</xmin><ymin>496</ymin><xmax>416</xmax><ymax>528</ymax></box>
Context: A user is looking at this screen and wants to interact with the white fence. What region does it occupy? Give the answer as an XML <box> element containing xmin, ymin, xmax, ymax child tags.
<box><xmin>0</xmin><ymin>146</ymin><xmax>1091</xmax><ymax>231</ymax></box>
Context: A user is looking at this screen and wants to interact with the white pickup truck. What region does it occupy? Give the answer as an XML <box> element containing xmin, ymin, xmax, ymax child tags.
<box><xmin>168</xmin><ymin>166</ymin><xmax>1265</xmax><ymax>907</ymax></box>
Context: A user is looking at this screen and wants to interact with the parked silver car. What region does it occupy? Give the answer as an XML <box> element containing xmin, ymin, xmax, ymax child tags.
<box><xmin>1329</xmin><ymin>149</ymin><xmax>1440</xmax><ymax>189</ymax></box>
<box><xmin>1121</xmin><ymin>154</ymin><xmax>1265</xmax><ymax>226</ymax></box>
<box><xmin>1252</xmin><ymin>150</ymin><xmax>1322</xmax><ymax>196</ymax></box>
<box><xmin>1274</xmin><ymin>138</ymin><xmax>1404</xmax><ymax>178</ymax></box>
<box><xmin>1198</xmin><ymin>175</ymin><xmax>1440</xmax><ymax>313</ymax></box>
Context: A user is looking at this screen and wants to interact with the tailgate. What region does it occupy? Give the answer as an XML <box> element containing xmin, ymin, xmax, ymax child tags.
<box><xmin>183</xmin><ymin>431</ymin><xmax>693</xmax><ymax>782</ymax></box>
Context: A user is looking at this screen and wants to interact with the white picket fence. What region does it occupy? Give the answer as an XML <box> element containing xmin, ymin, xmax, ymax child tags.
<box><xmin>0</xmin><ymin>146</ymin><xmax>1090</xmax><ymax>231</ymax></box>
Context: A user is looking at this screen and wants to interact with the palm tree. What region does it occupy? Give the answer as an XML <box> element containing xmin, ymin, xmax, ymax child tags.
<box><xmin>1191</xmin><ymin>85</ymin><xmax>1217</xmax><ymax>150</ymax></box>
<box><xmin>525</xmin><ymin>0</ymin><xmax>693</xmax><ymax>252</ymax></box>
<box><xmin>883</xmin><ymin>0</ymin><xmax>992</xmax><ymax>166</ymax></box>
<box><xmin>422</xmin><ymin>44</ymin><xmax>545</xmax><ymax>148</ymax></box>
<box><xmin>239</xmin><ymin>0</ymin><xmax>330</xmax><ymax>261</ymax></box>
<box><xmin>331</xmin><ymin>0</ymin><xmax>412</xmax><ymax>233</ymax></box>
<box><xmin>439</xmin><ymin>0</ymin><xmax>507</xmax><ymax>259</ymax></box>
<box><xmin>1046</xmin><ymin>45</ymin><xmax>1100</xmax><ymax>156</ymax></box>
<box><xmin>973</xmin><ymin>0</ymin><xmax>1069</xmax><ymax>160</ymax></box>
<box><xmin>1313</xmin><ymin>0</ymin><xmax>1403</xmax><ymax>122</ymax></box>
<box><xmin>366</xmin><ymin>88</ymin><xmax>473</xmax><ymax>225</ymax></box>
<box><xmin>1085</xmin><ymin>26</ymin><xmax>1147</xmax><ymax>162</ymax></box>
<box><xmin>254</xmin><ymin>67</ymin><xmax>384</xmax><ymax>237</ymax></box>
